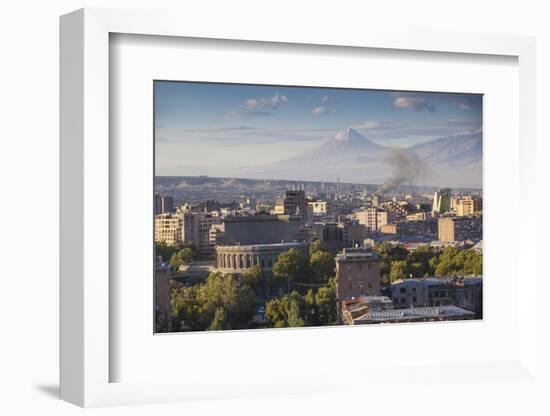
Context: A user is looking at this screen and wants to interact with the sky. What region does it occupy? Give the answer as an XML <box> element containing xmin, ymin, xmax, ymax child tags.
<box><xmin>155</xmin><ymin>81</ymin><xmax>482</xmax><ymax>174</ymax></box>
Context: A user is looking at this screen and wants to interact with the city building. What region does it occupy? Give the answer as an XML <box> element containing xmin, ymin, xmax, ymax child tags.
<box><xmin>335</xmin><ymin>247</ymin><xmax>380</xmax><ymax>300</ymax></box>
<box><xmin>438</xmin><ymin>216</ymin><xmax>482</xmax><ymax>242</ymax></box>
<box><xmin>308</xmin><ymin>200</ymin><xmax>331</xmax><ymax>217</ymax></box>
<box><xmin>454</xmin><ymin>277</ymin><xmax>483</xmax><ymax>318</ymax></box>
<box><xmin>406</xmin><ymin>211</ymin><xmax>432</xmax><ymax>221</ymax></box>
<box><xmin>154</xmin><ymin>213</ymin><xmax>182</xmax><ymax>245</ymax></box>
<box><xmin>154</xmin><ymin>193</ymin><xmax>175</xmax><ymax>215</ymax></box>
<box><xmin>351</xmin><ymin>305</ymin><xmax>475</xmax><ymax>324</ymax></box>
<box><xmin>456</xmin><ymin>195</ymin><xmax>483</xmax><ymax>217</ymax></box>
<box><xmin>432</xmin><ymin>188</ymin><xmax>451</xmax><ymax>214</ymax></box>
<box><xmin>283</xmin><ymin>189</ymin><xmax>307</xmax><ymax>219</ymax></box>
<box><xmin>397</xmin><ymin>220</ymin><xmax>435</xmax><ymax>237</ymax></box>
<box><xmin>310</xmin><ymin>221</ymin><xmax>365</xmax><ymax>251</ymax></box>
<box><xmin>356</xmin><ymin>208</ymin><xmax>391</xmax><ymax>234</ymax></box>
<box><xmin>209</xmin><ymin>223</ymin><xmax>225</xmax><ymax>249</ymax></box>
<box><xmin>222</xmin><ymin>215</ymin><xmax>304</xmax><ymax>246</ymax></box>
<box><xmin>390</xmin><ymin>276</ymin><xmax>483</xmax><ymax>315</ymax></box>
<box><xmin>271</xmin><ymin>204</ymin><xmax>285</xmax><ymax>215</ymax></box>
<box><xmin>380</xmin><ymin>223</ymin><xmax>398</xmax><ymax>235</ymax></box>
<box><xmin>215</xmin><ymin>241</ymin><xmax>308</xmax><ymax>275</ymax></box>
<box><xmin>182</xmin><ymin>212</ymin><xmax>222</xmax><ymax>254</ymax></box>
<box><xmin>340</xmin><ymin>295</ymin><xmax>394</xmax><ymax>325</ymax></box>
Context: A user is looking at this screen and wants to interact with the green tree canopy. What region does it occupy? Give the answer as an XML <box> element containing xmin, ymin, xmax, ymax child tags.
<box><xmin>309</xmin><ymin>240</ymin><xmax>328</xmax><ymax>256</ymax></box>
<box><xmin>155</xmin><ymin>242</ymin><xmax>182</xmax><ymax>263</ymax></box>
<box><xmin>272</xmin><ymin>248</ymin><xmax>309</xmax><ymax>290</ymax></box>
<box><xmin>170</xmin><ymin>247</ymin><xmax>195</xmax><ymax>270</ymax></box>
<box><xmin>171</xmin><ymin>272</ymin><xmax>256</xmax><ymax>331</ymax></box>
<box><xmin>241</xmin><ymin>265</ymin><xmax>263</xmax><ymax>294</ymax></box>
<box><xmin>208</xmin><ymin>307</ymin><xmax>228</xmax><ymax>331</ymax></box>
<box><xmin>309</xmin><ymin>250</ymin><xmax>335</xmax><ymax>283</ymax></box>
<box><xmin>389</xmin><ymin>260</ymin><xmax>408</xmax><ymax>282</ymax></box>
<box><xmin>314</xmin><ymin>278</ymin><xmax>337</xmax><ymax>325</ymax></box>
<box><xmin>434</xmin><ymin>246</ymin><xmax>482</xmax><ymax>276</ymax></box>
<box><xmin>265</xmin><ymin>291</ymin><xmax>305</xmax><ymax>328</ymax></box>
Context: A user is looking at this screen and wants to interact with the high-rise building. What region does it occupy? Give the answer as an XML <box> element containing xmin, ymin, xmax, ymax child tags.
<box><xmin>154</xmin><ymin>213</ymin><xmax>182</xmax><ymax>245</ymax></box>
<box><xmin>154</xmin><ymin>193</ymin><xmax>161</xmax><ymax>215</ymax></box>
<box><xmin>283</xmin><ymin>189</ymin><xmax>307</xmax><ymax>222</ymax></box>
<box><xmin>355</xmin><ymin>208</ymin><xmax>390</xmax><ymax>234</ymax></box>
<box><xmin>336</xmin><ymin>247</ymin><xmax>380</xmax><ymax>300</ymax></box>
<box><xmin>155</xmin><ymin>193</ymin><xmax>174</xmax><ymax>214</ymax></box>
<box><xmin>456</xmin><ymin>196</ymin><xmax>483</xmax><ymax>217</ymax></box>
<box><xmin>432</xmin><ymin>188</ymin><xmax>451</xmax><ymax>214</ymax></box>
<box><xmin>182</xmin><ymin>212</ymin><xmax>222</xmax><ymax>254</ymax></box>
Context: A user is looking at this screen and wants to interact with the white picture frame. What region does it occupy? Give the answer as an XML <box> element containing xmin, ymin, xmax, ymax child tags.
<box><xmin>60</xmin><ymin>8</ymin><xmax>538</xmax><ymax>408</ymax></box>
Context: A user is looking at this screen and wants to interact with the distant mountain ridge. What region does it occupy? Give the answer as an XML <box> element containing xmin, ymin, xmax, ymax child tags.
<box><xmin>159</xmin><ymin>127</ymin><xmax>482</xmax><ymax>188</ymax></box>
<box><xmin>240</xmin><ymin>127</ymin><xmax>482</xmax><ymax>188</ymax></box>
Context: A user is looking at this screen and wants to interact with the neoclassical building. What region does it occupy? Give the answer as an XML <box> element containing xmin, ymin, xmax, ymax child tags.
<box><xmin>215</xmin><ymin>241</ymin><xmax>308</xmax><ymax>274</ymax></box>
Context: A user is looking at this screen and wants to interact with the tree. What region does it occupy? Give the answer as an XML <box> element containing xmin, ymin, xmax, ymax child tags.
<box><xmin>170</xmin><ymin>272</ymin><xmax>256</xmax><ymax>331</ymax></box>
<box><xmin>265</xmin><ymin>291</ymin><xmax>305</xmax><ymax>328</ymax></box>
<box><xmin>272</xmin><ymin>248</ymin><xmax>308</xmax><ymax>292</ymax></box>
<box><xmin>314</xmin><ymin>278</ymin><xmax>337</xmax><ymax>325</ymax></box>
<box><xmin>389</xmin><ymin>260</ymin><xmax>408</xmax><ymax>282</ymax></box>
<box><xmin>463</xmin><ymin>251</ymin><xmax>482</xmax><ymax>275</ymax></box>
<box><xmin>208</xmin><ymin>307</ymin><xmax>228</xmax><ymax>331</ymax></box>
<box><xmin>406</xmin><ymin>246</ymin><xmax>435</xmax><ymax>277</ymax></box>
<box><xmin>241</xmin><ymin>265</ymin><xmax>263</xmax><ymax>295</ymax></box>
<box><xmin>197</xmin><ymin>272</ymin><xmax>256</xmax><ymax>328</ymax></box>
<box><xmin>170</xmin><ymin>283</ymin><xmax>203</xmax><ymax>331</ymax></box>
<box><xmin>309</xmin><ymin>250</ymin><xmax>335</xmax><ymax>283</ymax></box>
<box><xmin>309</xmin><ymin>240</ymin><xmax>327</xmax><ymax>256</ymax></box>
<box><xmin>287</xmin><ymin>299</ymin><xmax>305</xmax><ymax>327</ymax></box>
<box><xmin>434</xmin><ymin>246</ymin><xmax>482</xmax><ymax>276</ymax></box>
<box><xmin>374</xmin><ymin>242</ymin><xmax>408</xmax><ymax>281</ymax></box>
<box><xmin>170</xmin><ymin>247</ymin><xmax>195</xmax><ymax>270</ymax></box>
<box><xmin>155</xmin><ymin>242</ymin><xmax>181</xmax><ymax>263</ymax></box>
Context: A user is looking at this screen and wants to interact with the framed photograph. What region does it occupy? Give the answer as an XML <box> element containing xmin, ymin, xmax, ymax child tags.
<box><xmin>153</xmin><ymin>80</ymin><xmax>484</xmax><ymax>335</ymax></box>
<box><xmin>60</xmin><ymin>8</ymin><xmax>538</xmax><ymax>408</ymax></box>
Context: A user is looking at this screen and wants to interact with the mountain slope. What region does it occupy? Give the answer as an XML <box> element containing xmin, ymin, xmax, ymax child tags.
<box><xmin>409</xmin><ymin>130</ymin><xmax>482</xmax><ymax>168</ymax></box>
<box><xmin>162</xmin><ymin>127</ymin><xmax>483</xmax><ymax>189</ymax></box>
<box><xmin>239</xmin><ymin>128</ymin><xmax>389</xmax><ymax>183</ymax></box>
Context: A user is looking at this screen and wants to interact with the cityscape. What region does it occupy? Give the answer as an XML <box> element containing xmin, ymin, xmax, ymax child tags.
<box><xmin>153</xmin><ymin>82</ymin><xmax>483</xmax><ymax>333</ymax></box>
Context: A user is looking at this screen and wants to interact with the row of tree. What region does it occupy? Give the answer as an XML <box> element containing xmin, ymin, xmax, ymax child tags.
<box><xmin>374</xmin><ymin>242</ymin><xmax>483</xmax><ymax>283</ymax></box>
<box><xmin>154</xmin><ymin>242</ymin><xmax>197</xmax><ymax>271</ymax></box>
<box><xmin>264</xmin><ymin>278</ymin><xmax>338</xmax><ymax>328</ymax></box>
<box><xmin>170</xmin><ymin>272</ymin><xmax>256</xmax><ymax>331</ymax></box>
<box><xmin>271</xmin><ymin>241</ymin><xmax>336</xmax><ymax>291</ymax></box>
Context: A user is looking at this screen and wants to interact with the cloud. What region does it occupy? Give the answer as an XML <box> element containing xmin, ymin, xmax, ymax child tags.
<box><xmin>320</xmin><ymin>95</ymin><xmax>331</xmax><ymax>103</ymax></box>
<box><xmin>243</xmin><ymin>93</ymin><xmax>288</xmax><ymax>110</ymax></box>
<box><xmin>393</xmin><ymin>95</ymin><xmax>437</xmax><ymax>112</ymax></box>
<box><xmin>225</xmin><ymin>110</ymin><xmax>273</xmax><ymax>118</ymax></box>
<box><xmin>311</xmin><ymin>106</ymin><xmax>328</xmax><ymax>115</ymax></box>
<box><xmin>392</xmin><ymin>92</ymin><xmax>480</xmax><ymax>113</ymax></box>
<box><xmin>227</xmin><ymin>93</ymin><xmax>289</xmax><ymax>118</ymax></box>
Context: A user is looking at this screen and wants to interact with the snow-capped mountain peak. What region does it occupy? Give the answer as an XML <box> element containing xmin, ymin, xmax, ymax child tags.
<box><xmin>334</xmin><ymin>127</ymin><xmax>364</xmax><ymax>142</ymax></box>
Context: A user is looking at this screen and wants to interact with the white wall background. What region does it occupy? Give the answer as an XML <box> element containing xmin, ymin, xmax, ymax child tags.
<box><xmin>0</xmin><ymin>1</ymin><xmax>548</xmax><ymax>414</ymax></box>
